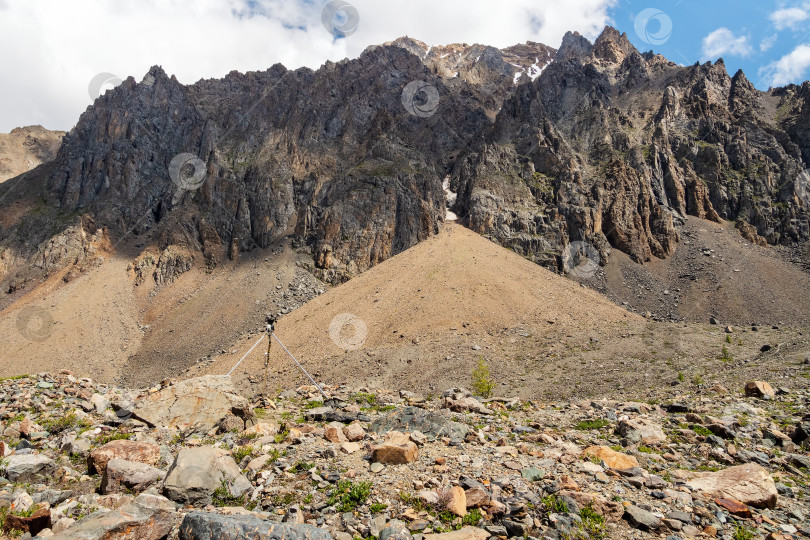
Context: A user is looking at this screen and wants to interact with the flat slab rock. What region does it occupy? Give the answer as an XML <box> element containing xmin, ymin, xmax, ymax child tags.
<box><xmin>370</xmin><ymin>406</ymin><xmax>468</xmax><ymax>441</ymax></box>
<box><xmin>130</xmin><ymin>375</ymin><xmax>253</xmax><ymax>434</ymax></box>
<box><xmin>49</xmin><ymin>493</ymin><xmax>177</xmax><ymax>540</ymax></box>
<box><xmin>684</xmin><ymin>463</ymin><xmax>778</xmax><ymax>509</ymax></box>
<box><xmin>423</xmin><ymin>527</ymin><xmax>489</xmax><ymax>540</ymax></box>
<box><xmin>178</xmin><ymin>512</ymin><xmax>334</xmax><ymax>540</ymax></box>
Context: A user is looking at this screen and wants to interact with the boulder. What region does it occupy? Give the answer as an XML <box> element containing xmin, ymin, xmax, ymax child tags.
<box><xmin>242</xmin><ymin>422</ymin><xmax>279</xmax><ymax>438</ymax></box>
<box><xmin>324</xmin><ymin>422</ymin><xmax>348</xmax><ymax>443</ymax></box>
<box><xmin>130</xmin><ymin>376</ymin><xmax>254</xmax><ymax>435</ymax></box>
<box><xmin>444</xmin><ymin>486</ymin><xmax>467</xmax><ymax>517</ymax></box>
<box><xmin>101</xmin><ymin>458</ymin><xmax>165</xmax><ymax>494</ymax></box>
<box><xmin>624</xmin><ymin>505</ymin><xmax>661</xmax><ymax>531</ymax></box>
<box><xmin>582</xmin><ymin>446</ymin><xmax>639</xmax><ymax>470</ymax></box>
<box><xmin>371</xmin><ymin>431</ymin><xmax>418</xmax><ymax>464</ymax></box>
<box><xmin>441</xmin><ymin>388</ymin><xmax>493</xmax><ymax>415</ymax></box>
<box><xmin>684</xmin><ymin>463</ymin><xmax>778</xmax><ymax>509</ymax></box>
<box><xmin>370</xmin><ymin>407</ymin><xmax>468</xmax><ymax>441</ymax></box>
<box><xmin>424</xmin><ymin>527</ymin><xmax>489</xmax><ymax>540</ymax></box>
<box><xmin>88</xmin><ymin>440</ymin><xmax>160</xmax><ymax>475</ymax></box>
<box><xmin>49</xmin><ymin>493</ymin><xmax>177</xmax><ymax>540</ymax></box>
<box><xmin>178</xmin><ymin>512</ymin><xmax>333</xmax><ymax>540</ymax></box>
<box><xmin>745</xmin><ymin>381</ymin><xmax>775</xmax><ymax>398</ymax></box>
<box><xmin>343</xmin><ymin>423</ymin><xmax>366</xmax><ymax>442</ymax></box>
<box><xmin>163</xmin><ymin>447</ymin><xmax>251</xmax><ymax>506</ymax></box>
<box><xmin>4</xmin><ymin>454</ymin><xmax>56</xmax><ymax>482</ymax></box>
<box><xmin>616</xmin><ymin>418</ymin><xmax>666</xmax><ymax>444</ymax></box>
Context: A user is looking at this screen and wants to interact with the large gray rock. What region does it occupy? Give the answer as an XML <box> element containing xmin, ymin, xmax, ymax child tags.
<box><xmin>163</xmin><ymin>447</ymin><xmax>251</xmax><ymax>506</ymax></box>
<box><xmin>440</xmin><ymin>388</ymin><xmax>493</xmax><ymax>415</ymax></box>
<box><xmin>623</xmin><ymin>505</ymin><xmax>661</xmax><ymax>531</ymax></box>
<box><xmin>3</xmin><ymin>453</ymin><xmax>56</xmax><ymax>482</ymax></box>
<box><xmin>101</xmin><ymin>458</ymin><xmax>165</xmax><ymax>494</ymax></box>
<box><xmin>370</xmin><ymin>407</ymin><xmax>468</xmax><ymax>442</ymax></box>
<box><xmin>178</xmin><ymin>512</ymin><xmax>333</xmax><ymax>540</ymax></box>
<box><xmin>49</xmin><ymin>493</ymin><xmax>177</xmax><ymax>539</ymax></box>
<box><xmin>130</xmin><ymin>376</ymin><xmax>254</xmax><ymax>435</ymax></box>
<box><xmin>616</xmin><ymin>418</ymin><xmax>666</xmax><ymax>445</ymax></box>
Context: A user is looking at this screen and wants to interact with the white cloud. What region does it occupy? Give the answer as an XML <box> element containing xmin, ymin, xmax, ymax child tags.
<box><xmin>769</xmin><ymin>6</ymin><xmax>810</xmax><ymax>30</ymax></box>
<box><xmin>701</xmin><ymin>28</ymin><xmax>753</xmax><ymax>61</ymax></box>
<box><xmin>760</xmin><ymin>43</ymin><xmax>810</xmax><ymax>86</ymax></box>
<box><xmin>760</xmin><ymin>34</ymin><xmax>778</xmax><ymax>52</ymax></box>
<box><xmin>0</xmin><ymin>0</ymin><xmax>616</xmax><ymax>132</ymax></box>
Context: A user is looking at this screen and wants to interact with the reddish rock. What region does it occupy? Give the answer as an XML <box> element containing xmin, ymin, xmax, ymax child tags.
<box><xmin>88</xmin><ymin>440</ymin><xmax>160</xmax><ymax>475</ymax></box>
<box><xmin>715</xmin><ymin>498</ymin><xmax>752</xmax><ymax>518</ymax></box>
<box><xmin>2</xmin><ymin>507</ymin><xmax>51</xmax><ymax>536</ymax></box>
<box><xmin>324</xmin><ymin>422</ymin><xmax>348</xmax><ymax>443</ymax></box>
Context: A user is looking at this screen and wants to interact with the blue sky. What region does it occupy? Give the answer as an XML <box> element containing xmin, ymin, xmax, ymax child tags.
<box><xmin>0</xmin><ymin>0</ymin><xmax>808</xmax><ymax>132</ymax></box>
<box><xmin>611</xmin><ymin>0</ymin><xmax>810</xmax><ymax>88</ymax></box>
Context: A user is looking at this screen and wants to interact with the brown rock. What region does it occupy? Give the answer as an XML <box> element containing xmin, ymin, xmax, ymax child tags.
<box><xmin>582</xmin><ymin>446</ymin><xmax>639</xmax><ymax>470</ymax></box>
<box><xmin>744</xmin><ymin>381</ymin><xmax>775</xmax><ymax>398</ymax></box>
<box><xmin>324</xmin><ymin>422</ymin><xmax>348</xmax><ymax>443</ymax></box>
<box><xmin>343</xmin><ymin>422</ymin><xmax>366</xmax><ymax>442</ymax></box>
<box><xmin>2</xmin><ymin>507</ymin><xmax>51</xmax><ymax>536</ymax></box>
<box><xmin>444</xmin><ymin>486</ymin><xmax>467</xmax><ymax>517</ymax></box>
<box><xmin>464</xmin><ymin>486</ymin><xmax>490</xmax><ymax>508</ymax></box>
<box><xmin>101</xmin><ymin>458</ymin><xmax>165</xmax><ymax>494</ymax></box>
<box><xmin>685</xmin><ymin>463</ymin><xmax>777</xmax><ymax>509</ymax></box>
<box><xmin>88</xmin><ymin>440</ymin><xmax>161</xmax><ymax>475</ymax></box>
<box><xmin>714</xmin><ymin>498</ymin><xmax>752</xmax><ymax>518</ymax></box>
<box><xmin>703</xmin><ymin>525</ymin><xmax>718</xmax><ymax>537</ymax></box>
<box><xmin>371</xmin><ymin>431</ymin><xmax>418</xmax><ymax>464</ymax></box>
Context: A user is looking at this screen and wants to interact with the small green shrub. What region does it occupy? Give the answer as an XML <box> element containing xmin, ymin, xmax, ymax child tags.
<box><xmin>328</xmin><ymin>480</ymin><xmax>372</xmax><ymax>512</ymax></box>
<box><xmin>580</xmin><ymin>504</ymin><xmax>606</xmax><ymax>539</ymax></box>
<box><xmin>732</xmin><ymin>524</ymin><xmax>755</xmax><ymax>540</ymax></box>
<box><xmin>575</xmin><ymin>419</ymin><xmax>609</xmax><ymax>430</ymax></box>
<box><xmin>541</xmin><ymin>494</ymin><xmax>569</xmax><ymax>513</ymax></box>
<box><xmin>471</xmin><ymin>359</ymin><xmax>494</xmax><ymax>398</ymax></box>
<box><xmin>369</xmin><ymin>502</ymin><xmax>387</xmax><ymax>514</ymax></box>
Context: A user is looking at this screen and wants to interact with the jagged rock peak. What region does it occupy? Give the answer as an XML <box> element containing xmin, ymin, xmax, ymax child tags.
<box><xmin>557</xmin><ymin>30</ymin><xmax>593</xmax><ymax>60</ymax></box>
<box><xmin>593</xmin><ymin>25</ymin><xmax>637</xmax><ymax>64</ymax></box>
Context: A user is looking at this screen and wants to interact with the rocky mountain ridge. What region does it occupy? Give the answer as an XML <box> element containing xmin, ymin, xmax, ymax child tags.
<box><xmin>0</xmin><ymin>26</ymin><xmax>807</xmax><ymax>298</ymax></box>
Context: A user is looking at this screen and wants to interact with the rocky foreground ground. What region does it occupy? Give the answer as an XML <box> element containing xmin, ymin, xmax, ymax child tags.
<box><xmin>0</xmin><ymin>373</ymin><xmax>807</xmax><ymax>540</ymax></box>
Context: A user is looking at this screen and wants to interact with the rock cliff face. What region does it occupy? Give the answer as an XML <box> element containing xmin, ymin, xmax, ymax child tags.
<box><xmin>451</xmin><ymin>28</ymin><xmax>810</xmax><ymax>267</ymax></box>
<box><xmin>0</xmin><ymin>27</ymin><xmax>808</xmax><ymax>292</ymax></box>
